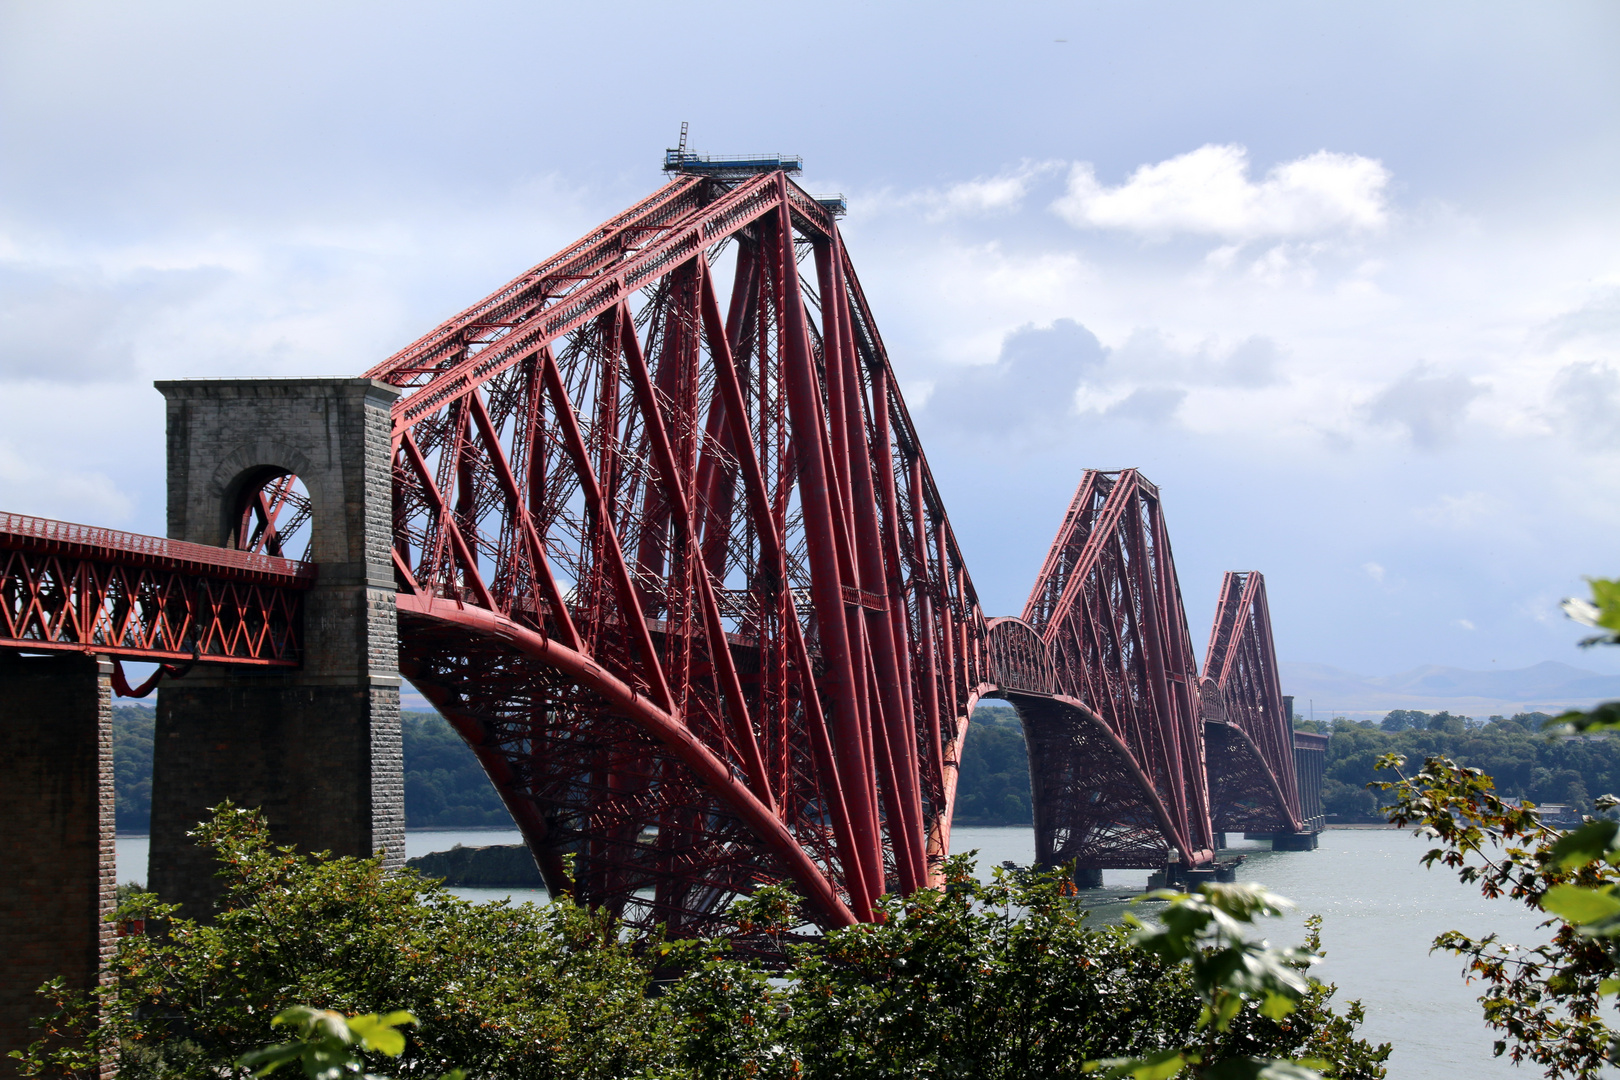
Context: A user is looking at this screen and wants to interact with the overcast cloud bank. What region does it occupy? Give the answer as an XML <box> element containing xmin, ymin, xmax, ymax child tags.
<box><xmin>1</xmin><ymin>0</ymin><xmax>1616</xmax><ymax>679</ymax></box>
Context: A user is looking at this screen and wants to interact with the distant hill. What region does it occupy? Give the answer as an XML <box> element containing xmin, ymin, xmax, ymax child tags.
<box><xmin>1280</xmin><ymin>660</ymin><xmax>1620</xmax><ymax>722</ymax></box>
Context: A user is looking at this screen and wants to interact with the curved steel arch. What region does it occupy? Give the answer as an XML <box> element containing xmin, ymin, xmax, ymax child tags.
<box><xmin>1009</xmin><ymin>691</ymin><xmax>1191</xmax><ymax>871</ymax></box>
<box><xmin>366</xmin><ymin>171</ymin><xmax>990</xmax><ymax>931</ymax></box>
<box><xmin>1200</xmin><ymin>571</ymin><xmax>1303</xmax><ymax>835</ymax></box>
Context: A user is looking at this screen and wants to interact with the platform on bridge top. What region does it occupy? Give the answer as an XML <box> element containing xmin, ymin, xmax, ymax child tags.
<box><xmin>663</xmin><ymin>149</ymin><xmax>804</xmax><ymax>178</ymax></box>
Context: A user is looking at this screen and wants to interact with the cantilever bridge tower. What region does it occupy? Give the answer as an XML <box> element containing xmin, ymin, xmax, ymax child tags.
<box><xmin>0</xmin><ymin>153</ymin><xmax>1322</xmax><ymax>1061</ymax></box>
<box><xmin>350</xmin><ymin>155</ymin><xmax>994</xmax><ymax>932</ymax></box>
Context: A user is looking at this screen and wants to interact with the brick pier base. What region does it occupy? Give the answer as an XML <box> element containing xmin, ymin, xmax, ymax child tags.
<box><xmin>0</xmin><ymin>652</ymin><xmax>114</xmax><ymax>1079</ymax></box>
<box><xmin>150</xmin><ymin>680</ymin><xmax>402</xmax><ymax>917</ymax></box>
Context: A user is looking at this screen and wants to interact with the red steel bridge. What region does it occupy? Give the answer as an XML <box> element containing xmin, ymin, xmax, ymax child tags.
<box><xmin>0</xmin><ymin>161</ymin><xmax>1320</xmax><ymax>946</ymax></box>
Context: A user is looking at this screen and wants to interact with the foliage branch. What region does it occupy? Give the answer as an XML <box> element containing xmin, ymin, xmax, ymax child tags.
<box><xmin>14</xmin><ymin>808</ymin><xmax>1389</xmax><ymax>1080</ymax></box>
<box><xmin>1360</xmin><ymin>576</ymin><xmax>1620</xmax><ymax>1077</ymax></box>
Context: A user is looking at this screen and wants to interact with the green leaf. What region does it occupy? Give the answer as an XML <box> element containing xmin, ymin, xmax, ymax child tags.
<box><xmin>1202</xmin><ymin>1059</ymin><xmax>1323</xmax><ymax>1080</ymax></box>
<box><xmin>1260</xmin><ymin>991</ymin><xmax>1297</xmax><ymax>1020</ymax></box>
<box><xmin>1083</xmin><ymin>1049</ymin><xmax>1195</xmax><ymax>1079</ymax></box>
<box><xmin>348</xmin><ymin>1012</ymin><xmax>416</xmax><ymax>1058</ymax></box>
<box><xmin>1542</xmin><ymin>883</ymin><xmax>1620</xmax><ymax>925</ymax></box>
<box><xmin>1599</xmin><ymin>978</ymin><xmax>1620</xmax><ymax>997</ymax></box>
<box><xmin>238</xmin><ymin>1043</ymin><xmax>308</xmax><ymax>1077</ymax></box>
<box><xmin>1564</xmin><ymin>579</ymin><xmax>1620</xmax><ymax>645</ymax></box>
<box><xmin>1553</xmin><ymin>701</ymin><xmax>1620</xmax><ymax>733</ymax></box>
<box><xmin>1210</xmin><ymin>993</ymin><xmax>1245</xmax><ymax>1031</ymax></box>
<box><xmin>1548</xmin><ymin>820</ymin><xmax>1618</xmax><ymax>869</ymax></box>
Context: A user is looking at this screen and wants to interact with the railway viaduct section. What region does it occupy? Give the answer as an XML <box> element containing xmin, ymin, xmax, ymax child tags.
<box><xmin>0</xmin><ymin>161</ymin><xmax>1321</xmax><ymax>1069</ymax></box>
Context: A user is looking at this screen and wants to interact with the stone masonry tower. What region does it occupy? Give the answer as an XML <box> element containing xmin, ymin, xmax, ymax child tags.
<box><xmin>149</xmin><ymin>379</ymin><xmax>404</xmax><ymax>916</ymax></box>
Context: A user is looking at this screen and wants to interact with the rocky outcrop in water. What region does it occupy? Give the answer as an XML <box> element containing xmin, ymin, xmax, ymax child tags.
<box><xmin>406</xmin><ymin>843</ymin><xmax>544</xmax><ymax>887</ymax></box>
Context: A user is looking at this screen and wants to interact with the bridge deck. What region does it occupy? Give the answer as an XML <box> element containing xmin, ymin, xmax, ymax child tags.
<box><xmin>0</xmin><ymin>511</ymin><xmax>314</xmax><ymax>666</ymax></box>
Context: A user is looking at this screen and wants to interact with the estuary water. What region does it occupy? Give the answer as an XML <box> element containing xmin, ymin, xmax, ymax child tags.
<box><xmin>117</xmin><ymin>828</ymin><xmax>1553</xmax><ymax>1079</ymax></box>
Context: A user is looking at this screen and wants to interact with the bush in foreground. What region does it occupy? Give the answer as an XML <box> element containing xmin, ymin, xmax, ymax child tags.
<box><xmin>17</xmin><ymin>806</ymin><xmax>1387</xmax><ymax>1080</ymax></box>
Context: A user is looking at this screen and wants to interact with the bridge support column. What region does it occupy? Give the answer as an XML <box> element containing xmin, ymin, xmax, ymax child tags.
<box><xmin>0</xmin><ymin>652</ymin><xmax>114</xmax><ymax>1078</ymax></box>
<box><xmin>1072</xmin><ymin>866</ymin><xmax>1104</xmax><ymax>889</ymax></box>
<box><xmin>1270</xmin><ymin>832</ymin><xmax>1319</xmax><ymax>851</ymax></box>
<box><xmin>150</xmin><ymin>378</ymin><xmax>404</xmax><ymax>917</ymax></box>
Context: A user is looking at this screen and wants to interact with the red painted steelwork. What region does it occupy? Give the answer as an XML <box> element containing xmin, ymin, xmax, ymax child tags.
<box><xmin>0</xmin><ymin>511</ymin><xmax>313</xmax><ymax>666</ymax></box>
<box><xmin>367</xmin><ymin>171</ymin><xmax>988</xmax><ymax>933</ymax></box>
<box><xmin>1015</xmin><ymin>469</ymin><xmax>1215</xmax><ymax>871</ymax></box>
<box><xmin>1200</xmin><ymin>571</ymin><xmax>1304</xmax><ymax>835</ymax></box>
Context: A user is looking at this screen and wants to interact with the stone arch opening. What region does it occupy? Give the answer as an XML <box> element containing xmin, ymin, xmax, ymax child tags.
<box><xmin>228</xmin><ymin>467</ymin><xmax>314</xmax><ymax>562</ymax></box>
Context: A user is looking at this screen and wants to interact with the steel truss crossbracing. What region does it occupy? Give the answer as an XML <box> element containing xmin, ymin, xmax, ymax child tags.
<box><xmin>1200</xmin><ymin>571</ymin><xmax>1304</xmax><ymax>835</ymax></box>
<box><xmin>1014</xmin><ymin>469</ymin><xmax>1215</xmax><ymax>872</ymax></box>
<box><xmin>0</xmin><ymin>512</ymin><xmax>313</xmax><ymax>678</ymax></box>
<box><xmin>366</xmin><ymin>171</ymin><xmax>989</xmax><ymax>933</ymax></box>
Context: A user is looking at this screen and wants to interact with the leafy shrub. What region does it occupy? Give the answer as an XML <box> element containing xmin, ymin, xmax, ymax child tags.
<box><xmin>18</xmin><ymin>808</ymin><xmax>1389</xmax><ymax>1080</ymax></box>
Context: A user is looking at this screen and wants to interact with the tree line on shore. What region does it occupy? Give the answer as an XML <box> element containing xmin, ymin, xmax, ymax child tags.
<box><xmin>115</xmin><ymin>702</ymin><xmax>1620</xmax><ymax>833</ymax></box>
<box><xmin>1303</xmin><ymin>710</ymin><xmax>1620</xmax><ymax>821</ymax></box>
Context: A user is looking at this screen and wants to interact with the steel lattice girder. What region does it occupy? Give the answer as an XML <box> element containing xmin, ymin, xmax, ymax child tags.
<box><xmin>0</xmin><ymin>511</ymin><xmax>313</xmax><ymax>666</ymax></box>
<box><xmin>1200</xmin><ymin>571</ymin><xmax>1303</xmax><ymax>834</ymax></box>
<box><xmin>367</xmin><ymin>171</ymin><xmax>990</xmax><ymax>932</ymax></box>
<box><xmin>1015</xmin><ymin>469</ymin><xmax>1215</xmax><ymax>871</ymax></box>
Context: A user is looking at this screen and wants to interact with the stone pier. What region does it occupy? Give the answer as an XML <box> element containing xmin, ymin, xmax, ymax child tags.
<box><xmin>149</xmin><ymin>378</ymin><xmax>405</xmax><ymax>918</ymax></box>
<box><xmin>0</xmin><ymin>653</ymin><xmax>115</xmax><ymax>1078</ymax></box>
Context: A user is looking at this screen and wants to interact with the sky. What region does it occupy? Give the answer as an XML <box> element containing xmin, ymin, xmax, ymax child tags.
<box><xmin>2</xmin><ymin>1</ymin><xmax>1618</xmax><ymax>680</ymax></box>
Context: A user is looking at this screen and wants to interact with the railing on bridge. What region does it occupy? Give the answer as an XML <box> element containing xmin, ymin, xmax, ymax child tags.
<box><xmin>0</xmin><ymin>511</ymin><xmax>315</xmax><ymax>668</ymax></box>
<box><xmin>985</xmin><ymin>617</ymin><xmax>1054</xmax><ymax>696</ymax></box>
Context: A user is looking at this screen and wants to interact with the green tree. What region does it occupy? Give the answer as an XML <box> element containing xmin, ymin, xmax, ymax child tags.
<box><xmin>18</xmin><ymin>808</ymin><xmax>1390</xmax><ymax>1080</ymax></box>
<box><xmin>1361</xmin><ymin>577</ymin><xmax>1620</xmax><ymax>1076</ymax></box>
<box><xmin>1312</xmin><ymin>711</ymin><xmax>1615</xmax><ymax>823</ymax></box>
<box><xmin>400</xmin><ymin>713</ymin><xmax>512</xmax><ymax>828</ymax></box>
<box><xmin>15</xmin><ymin>804</ymin><xmax>678</xmax><ymax>1080</ymax></box>
<box><xmin>1374</xmin><ymin>755</ymin><xmax>1620</xmax><ymax>1076</ymax></box>
<box><xmin>772</xmin><ymin>864</ymin><xmax>1387</xmax><ymax>1080</ymax></box>
<box><xmin>112</xmin><ymin>705</ymin><xmax>155</xmax><ymax>832</ymax></box>
<box><xmin>955</xmin><ymin>705</ymin><xmax>1034</xmax><ymax>826</ymax></box>
<box><xmin>237</xmin><ymin>1007</ymin><xmax>427</xmax><ymax>1080</ymax></box>
<box><xmin>1379</xmin><ymin>710</ymin><xmax>1425</xmax><ymax>733</ymax></box>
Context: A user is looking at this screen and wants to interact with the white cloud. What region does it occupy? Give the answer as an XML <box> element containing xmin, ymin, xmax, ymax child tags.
<box><xmin>1052</xmin><ymin>144</ymin><xmax>1390</xmax><ymax>241</ymax></box>
<box><xmin>1455</xmin><ymin>619</ymin><xmax>1477</xmax><ymax>631</ymax></box>
<box><xmin>1363</xmin><ymin>365</ymin><xmax>1486</xmax><ymax>449</ymax></box>
<box><xmin>1552</xmin><ymin>361</ymin><xmax>1620</xmax><ymax>451</ymax></box>
<box><xmin>923</xmin><ymin>320</ymin><xmax>1285</xmax><ymax>441</ymax></box>
<box><xmin>1539</xmin><ymin>286</ymin><xmax>1620</xmax><ymax>347</ymax></box>
<box><xmin>1363</xmin><ymin>562</ymin><xmax>1386</xmax><ymax>583</ymax></box>
<box><xmin>0</xmin><ymin>440</ymin><xmax>132</xmax><ymax>524</ymax></box>
<box><xmin>1100</xmin><ymin>386</ymin><xmax>1186</xmax><ymax>424</ymax></box>
<box><xmin>926</xmin><ymin>318</ymin><xmax>1106</xmax><ymax>437</ymax></box>
<box><xmin>0</xmin><ymin>262</ymin><xmax>225</xmax><ymax>381</ymax></box>
<box><xmin>1109</xmin><ymin>329</ymin><xmax>1284</xmax><ymax>389</ymax></box>
<box><xmin>873</xmin><ymin>161</ymin><xmax>1062</xmax><ymax>223</ymax></box>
